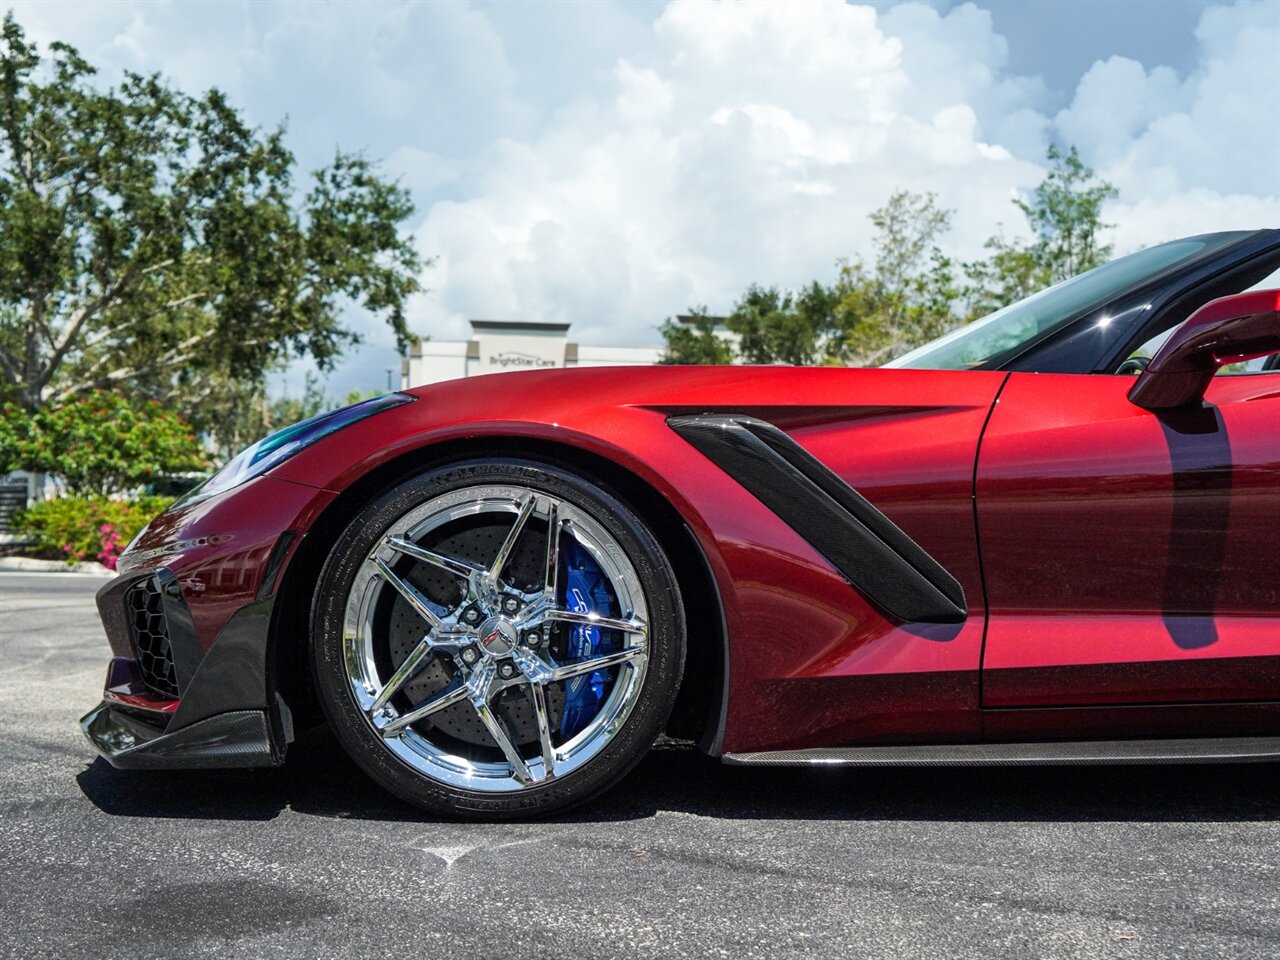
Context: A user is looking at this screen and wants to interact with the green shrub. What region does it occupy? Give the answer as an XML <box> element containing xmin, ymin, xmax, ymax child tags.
<box><xmin>0</xmin><ymin>392</ymin><xmax>208</xmax><ymax>495</ymax></box>
<box><xmin>12</xmin><ymin>495</ymin><xmax>171</xmax><ymax>568</ymax></box>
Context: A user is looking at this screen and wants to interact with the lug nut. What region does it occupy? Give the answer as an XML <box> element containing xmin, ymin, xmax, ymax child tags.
<box><xmin>503</xmin><ymin>596</ymin><xmax>520</xmax><ymax>613</ymax></box>
<box><xmin>461</xmin><ymin>646</ymin><xmax>480</xmax><ymax>665</ymax></box>
<box><xmin>464</xmin><ymin>608</ymin><xmax>481</xmax><ymax>624</ymax></box>
<box><xmin>498</xmin><ymin>662</ymin><xmax>518</xmax><ymax>679</ymax></box>
<box><xmin>524</xmin><ymin>630</ymin><xmax>543</xmax><ymax>648</ymax></box>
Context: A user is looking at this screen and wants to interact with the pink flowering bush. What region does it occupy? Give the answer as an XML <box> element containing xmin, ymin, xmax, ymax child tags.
<box><xmin>96</xmin><ymin>524</ymin><xmax>125</xmax><ymax>570</ymax></box>
<box><xmin>13</xmin><ymin>496</ymin><xmax>170</xmax><ymax>567</ymax></box>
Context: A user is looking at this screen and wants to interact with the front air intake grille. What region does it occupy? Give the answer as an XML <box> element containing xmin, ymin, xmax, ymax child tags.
<box><xmin>125</xmin><ymin>577</ymin><xmax>180</xmax><ymax>698</ymax></box>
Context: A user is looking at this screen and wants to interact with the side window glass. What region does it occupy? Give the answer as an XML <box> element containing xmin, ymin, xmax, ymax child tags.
<box><xmin>1121</xmin><ymin>263</ymin><xmax>1280</xmax><ymax>376</ymax></box>
<box><xmin>1126</xmin><ymin>327</ymin><xmax>1176</xmax><ymax>370</ymax></box>
<box><xmin>1221</xmin><ymin>264</ymin><xmax>1280</xmax><ymax>374</ymax></box>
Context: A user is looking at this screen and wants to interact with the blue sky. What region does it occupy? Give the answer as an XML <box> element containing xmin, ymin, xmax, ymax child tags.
<box><xmin>9</xmin><ymin>0</ymin><xmax>1279</xmax><ymax>398</ymax></box>
<box><xmin>911</xmin><ymin>0</ymin><xmax>1217</xmax><ymax>101</ymax></box>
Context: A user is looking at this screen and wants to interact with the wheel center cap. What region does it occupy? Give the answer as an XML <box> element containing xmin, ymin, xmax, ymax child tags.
<box><xmin>478</xmin><ymin>617</ymin><xmax>518</xmax><ymax>656</ymax></box>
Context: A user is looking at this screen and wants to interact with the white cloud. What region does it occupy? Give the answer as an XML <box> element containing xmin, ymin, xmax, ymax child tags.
<box><xmin>5</xmin><ymin>0</ymin><xmax>1278</xmax><ymax>381</ymax></box>
<box><xmin>1055</xmin><ymin>58</ymin><xmax>1186</xmax><ymax>167</ymax></box>
<box><xmin>615</xmin><ymin>60</ymin><xmax>674</xmax><ymax>124</ymax></box>
<box><xmin>410</xmin><ymin>0</ymin><xmax>1277</xmax><ymax>348</ymax></box>
<box><xmin>411</xmin><ymin>0</ymin><xmax>1048</xmax><ymax>344</ymax></box>
<box><xmin>1107</xmin><ymin>189</ymin><xmax>1279</xmax><ymax>256</ymax></box>
<box><xmin>1059</xmin><ymin>0</ymin><xmax>1280</xmax><ymax>247</ymax></box>
<box><xmin>386</xmin><ymin>146</ymin><xmax>459</xmax><ymax>197</ymax></box>
<box><xmin>876</xmin><ymin>1</ymin><xmax>1048</xmax><ymax>158</ymax></box>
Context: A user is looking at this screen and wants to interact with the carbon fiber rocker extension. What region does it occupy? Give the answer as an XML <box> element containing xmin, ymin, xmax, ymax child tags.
<box><xmin>723</xmin><ymin>737</ymin><xmax>1280</xmax><ymax>766</ymax></box>
<box><xmin>667</xmin><ymin>414</ymin><xmax>966</xmax><ymax>624</ymax></box>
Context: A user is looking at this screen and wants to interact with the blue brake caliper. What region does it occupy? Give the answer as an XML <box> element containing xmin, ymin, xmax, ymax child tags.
<box><xmin>558</xmin><ymin>539</ymin><xmax>616</xmax><ymax>739</ymax></box>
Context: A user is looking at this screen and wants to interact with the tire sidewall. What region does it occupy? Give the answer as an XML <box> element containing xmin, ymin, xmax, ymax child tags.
<box><xmin>311</xmin><ymin>457</ymin><xmax>685</xmax><ymax>819</ymax></box>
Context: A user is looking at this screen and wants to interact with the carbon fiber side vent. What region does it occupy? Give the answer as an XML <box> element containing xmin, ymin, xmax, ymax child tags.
<box><xmin>668</xmin><ymin>414</ymin><xmax>967</xmax><ymax>624</ymax></box>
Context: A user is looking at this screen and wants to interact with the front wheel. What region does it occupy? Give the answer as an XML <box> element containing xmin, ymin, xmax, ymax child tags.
<box><xmin>311</xmin><ymin>458</ymin><xmax>685</xmax><ymax>819</ymax></box>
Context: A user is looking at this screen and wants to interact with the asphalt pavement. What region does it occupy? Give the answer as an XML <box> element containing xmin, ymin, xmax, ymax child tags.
<box><xmin>1</xmin><ymin>571</ymin><xmax>1277</xmax><ymax>959</ymax></box>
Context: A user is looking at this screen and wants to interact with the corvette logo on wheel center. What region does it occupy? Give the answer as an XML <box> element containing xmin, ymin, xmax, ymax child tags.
<box><xmin>478</xmin><ymin>619</ymin><xmax>517</xmax><ymax>655</ymax></box>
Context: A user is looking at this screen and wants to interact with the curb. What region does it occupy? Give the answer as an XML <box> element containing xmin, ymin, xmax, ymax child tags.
<box><xmin>0</xmin><ymin>556</ymin><xmax>116</xmax><ymax>576</ymax></box>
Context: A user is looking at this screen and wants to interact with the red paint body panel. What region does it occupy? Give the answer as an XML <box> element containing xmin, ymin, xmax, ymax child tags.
<box><xmin>983</xmin><ymin>702</ymin><xmax>1280</xmax><ymax>741</ymax></box>
<box><xmin>117</xmin><ymin>355</ymin><xmax>1280</xmax><ymax>757</ymax></box>
<box><xmin>123</xmin><ymin>475</ymin><xmax>334</xmax><ymax>649</ymax></box>
<box><xmin>271</xmin><ymin>365</ymin><xmax>1005</xmax><ymax>752</ymax></box>
<box><xmin>977</xmin><ymin>371</ymin><xmax>1280</xmax><ymax>710</ymax></box>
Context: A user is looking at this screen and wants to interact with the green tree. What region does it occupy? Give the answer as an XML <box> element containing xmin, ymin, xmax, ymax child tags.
<box><xmin>659</xmin><ymin>310</ymin><xmax>737</xmax><ymax>364</ymax></box>
<box><xmin>658</xmin><ymin>146</ymin><xmax>1116</xmax><ymax>368</ymax></box>
<box><xmin>209</xmin><ymin>371</ymin><xmax>330</xmax><ymax>456</ymax></box>
<box><xmin>868</xmin><ymin>189</ymin><xmax>952</xmax><ymax>296</ymax></box>
<box><xmin>659</xmin><ymin>192</ymin><xmax>955</xmax><ymax>367</ymax></box>
<box><xmin>207</xmin><ymin>375</ymin><xmax>390</xmax><ymax>459</ymax></box>
<box><xmin>831</xmin><ymin>190</ymin><xmax>959</xmax><ymax>365</ymax></box>
<box><xmin>0</xmin><ymin>391</ymin><xmax>207</xmax><ymax>495</ymax></box>
<box><xmin>963</xmin><ymin>144</ymin><xmax>1117</xmax><ymax>318</ymax></box>
<box><xmin>0</xmin><ymin>15</ymin><xmax>423</xmax><ymax>446</ymax></box>
<box><xmin>1018</xmin><ymin>144</ymin><xmax>1118</xmax><ymax>281</ymax></box>
<box><xmin>727</xmin><ymin>282</ymin><xmax>837</xmax><ymax>366</ymax></box>
<box><xmin>958</xmin><ymin>232</ymin><xmax>1046</xmax><ymax>320</ymax></box>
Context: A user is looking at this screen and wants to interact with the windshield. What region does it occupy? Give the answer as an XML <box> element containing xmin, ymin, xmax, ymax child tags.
<box><xmin>886</xmin><ymin>233</ymin><xmax>1252</xmax><ymax>370</ymax></box>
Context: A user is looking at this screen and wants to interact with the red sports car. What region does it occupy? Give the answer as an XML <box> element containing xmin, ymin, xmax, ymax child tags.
<box><xmin>83</xmin><ymin>230</ymin><xmax>1280</xmax><ymax>818</ymax></box>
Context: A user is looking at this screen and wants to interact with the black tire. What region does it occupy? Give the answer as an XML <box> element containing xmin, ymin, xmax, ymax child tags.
<box><xmin>311</xmin><ymin>457</ymin><xmax>685</xmax><ymax>819</ymax></box>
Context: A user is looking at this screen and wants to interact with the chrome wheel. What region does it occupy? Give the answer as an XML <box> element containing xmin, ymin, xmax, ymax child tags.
<box><xmin>341</xmin><ymin>484</ymin><xmax>650</xmax><ymax>793</ymax></box>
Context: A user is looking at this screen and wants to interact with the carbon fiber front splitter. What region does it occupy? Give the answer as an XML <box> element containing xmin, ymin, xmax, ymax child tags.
<box><xmin>80</xmin><ymin>701</ymin><xmax>281</xmax><ymax>770</ymax></box>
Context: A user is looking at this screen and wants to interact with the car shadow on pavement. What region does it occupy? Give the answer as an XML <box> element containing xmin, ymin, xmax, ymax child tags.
<box><xmin>76</xmin><ymin>724</ymin><xmax>1280</xmax><ymax>825</ymax></box>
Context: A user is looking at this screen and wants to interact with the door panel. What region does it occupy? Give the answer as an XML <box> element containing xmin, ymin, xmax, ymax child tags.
<box><xmin>977</xmin><ymin>372</ymin><xmax>1280</xmax><ymax>709</ymax></box>
<box><xmin>706</xmin><ymin>369</ymin><xmax>1006</xmax><ymax>750</ymax></box>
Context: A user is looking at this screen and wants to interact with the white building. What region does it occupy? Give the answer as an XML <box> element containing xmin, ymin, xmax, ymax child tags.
<box><xmin>401</xmin><ymin>320</ymin><xmax>666</xmax><ymax>388</ymax></box>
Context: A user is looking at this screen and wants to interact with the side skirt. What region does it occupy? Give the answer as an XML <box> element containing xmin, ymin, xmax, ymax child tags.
<box><xmin>722</xmin><ymin>736</ymin><xmax>1280</xmax><ymax>766</ymax></box>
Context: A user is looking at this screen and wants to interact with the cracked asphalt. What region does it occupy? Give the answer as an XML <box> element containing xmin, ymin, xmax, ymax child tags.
<box><xmin>1</xmin><ymin>571</ymin><xmax>1278</xmax><ymax>959</ymax></box>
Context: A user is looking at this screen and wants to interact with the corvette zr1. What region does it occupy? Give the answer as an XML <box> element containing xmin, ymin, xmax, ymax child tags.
<box><xmin>82</xmin><ymin>229</ymin><xmax>1280</xmax><ymax>818</ymax></box>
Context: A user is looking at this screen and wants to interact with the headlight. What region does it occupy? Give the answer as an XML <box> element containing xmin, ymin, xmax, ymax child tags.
<box><xmin>184</xmin><ymin>392</ymin><xmax>415</xmax><ymax>503</ymax></box>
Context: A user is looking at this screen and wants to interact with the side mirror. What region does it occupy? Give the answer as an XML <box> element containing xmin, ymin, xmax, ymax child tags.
<box><xmin>1129</xmin><ymin>288</ymin><xmax>1280</xmax><ymax>410</ymax></box>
